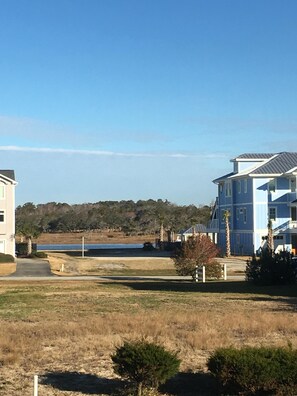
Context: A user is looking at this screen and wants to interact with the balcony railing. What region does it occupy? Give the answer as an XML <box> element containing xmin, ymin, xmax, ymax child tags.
<box><xmin>274</xmin><ymin>220</ymin><xmax>297</xmax><ymax>233</ymax></box>
<box><xmin>207</xmin><ymin>219</ymin><xmax>219</xmax><ymax>231</ymax></box>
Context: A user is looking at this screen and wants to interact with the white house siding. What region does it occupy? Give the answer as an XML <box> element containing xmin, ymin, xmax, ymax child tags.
<box><xmin>0</xmin><ymin>179</ymin><xmax>16</xmax><ymax>256</ymax></box>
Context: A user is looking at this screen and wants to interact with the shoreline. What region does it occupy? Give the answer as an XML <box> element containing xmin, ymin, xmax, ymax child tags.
<box><xmin>28</xmin><ymin>231</ymin><xmax>157</xmax><ymax>245</ymax></box>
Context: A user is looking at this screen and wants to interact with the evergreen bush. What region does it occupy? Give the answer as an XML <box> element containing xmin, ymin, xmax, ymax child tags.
<box><xmin>112</xmin><ymin>340</ymin><xmax>180</xmax><ymax>396</ymax></box>
<box><xmin>0</xmin><ymin>253</ymin><xmax>15</xmax><ymax>263</ymax></box>
<box><xmin>246</xmin><ymin>251</ymin><xmax>296</xmax><ymax>284</ymax></box>
<box><xmin>27</xmin><ymin>251</ymin><xmax>48</xmax><ymax>258</ymax></box>
<box><xmin>208</xmin><ymin>346</ymin><xmax>297</xmax><ymax>395</ymax></box>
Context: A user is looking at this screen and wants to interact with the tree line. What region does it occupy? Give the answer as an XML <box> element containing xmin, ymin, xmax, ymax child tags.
<box><xmin>15</xmin><ymin>199</ymin><xmax>211</xmax><ymax>235</ymax></box>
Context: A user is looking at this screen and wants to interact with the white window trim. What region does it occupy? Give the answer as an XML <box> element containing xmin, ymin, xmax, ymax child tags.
<box><xmin>225</xmin><ymin>181</ymin><xmax>232</xmax><ymax>197</ymax></box>
<box><xmin>0</xmin><ymin>185</ymin><xmax>5</xmax><ymax>200</ymax></box>
<box><xmin>269</xmin><ymin>207</ymin><xmax>277</xmax><ymax>222</ymax></box>
<box><xmin>244</xmin><ymin>179</ymin><xmax>248</xmax><ymax>193</ymax></box>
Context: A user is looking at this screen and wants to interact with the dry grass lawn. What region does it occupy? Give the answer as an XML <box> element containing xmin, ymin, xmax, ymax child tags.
<box><xmin>0</xmin><ymin>279</ymin><xmax>297</xmax><ymax>395</ymax></box>
<box><xmin>0</xmin><ymin>263</ymin><xmax>16</xmax><ymax>276</ymax></box>
<box><xmin>48</xmin><ymin>252</ymin><xmax>177</xmax><ymax>276</ymax></box>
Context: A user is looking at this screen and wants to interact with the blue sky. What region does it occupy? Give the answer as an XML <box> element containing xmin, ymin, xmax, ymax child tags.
<box><xmin>1</xmin><ymin>0</ymin><xmax>297</xmax><ymax>206</ymax></box>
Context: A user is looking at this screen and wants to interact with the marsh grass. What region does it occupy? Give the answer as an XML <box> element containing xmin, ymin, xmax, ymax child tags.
<box><xmin>0</xmin><ymin>280</ymin><xmax>297</xmax><ymax>395</ymax></box>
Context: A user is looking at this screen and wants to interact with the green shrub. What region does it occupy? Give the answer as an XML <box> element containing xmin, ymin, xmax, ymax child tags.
<box><xmin>112</xmin><ymin>340</ymin><xmax>180</xmax><ymax>396</ymax></box>
<box><xmin>0</xmin><ymin>253</ymin><xmax>15</xmax><ymax>263</ymax></box>
<box><xmin>15</xmin><ymin>242</ymin><xmax>28</xmax><ymax>256</ymax></box>
<box><xmin>208</xmin><ymin>346</ymin><xmax>297</xmax><ymax>395</ymax></box>
<box><xmin>246</xmin><ymin>251</ymin><xmax>296</xmax><ymax>285</ymax></box>
<box><xmin>15</xmin><ymin>242</ymin><xmax>37</xmax><ymax>257</ymax></box>
<box><xmin>143</xmin><ymin>242</ymin><xmax>155</xmax><ymax>251</ymax></box>
<box><xmin>31</xmin><ymin>251</ymin><xmax>48</xmax><ymax>258</ymax></box>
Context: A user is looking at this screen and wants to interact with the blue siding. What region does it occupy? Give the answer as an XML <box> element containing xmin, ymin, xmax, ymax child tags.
<box><xmin>213</xmin><ymin>165</ymin><xmax>296</xmax><ymax>255</ymax></box>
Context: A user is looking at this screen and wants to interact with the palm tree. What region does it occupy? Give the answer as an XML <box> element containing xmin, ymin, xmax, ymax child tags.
<box><xmin>223</xmin><ymin>210</ymin><xmax>231</xmax><ymax>257</ymax></box>
<box><xmin>16</xmin><ymin>221</ymin><xmax>42</xmax><ymax>255</ymax></box>
<box><xmin>267</xmin><ymin>219</ymin><xmax>274</xmax><ymax>255</ymax></box>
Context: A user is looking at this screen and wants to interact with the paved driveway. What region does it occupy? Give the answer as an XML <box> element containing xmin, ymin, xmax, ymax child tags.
<box><xmin>10</xmin><ymin>258</ymin><xmax>54</xmax><ymax>277</ymax></box>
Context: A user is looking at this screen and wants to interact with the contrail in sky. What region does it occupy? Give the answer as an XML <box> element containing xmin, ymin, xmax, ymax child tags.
<box><xmin>0</xmin><ymin>145</ymin><xmax>227</xmax><ymax>159</ymax></box>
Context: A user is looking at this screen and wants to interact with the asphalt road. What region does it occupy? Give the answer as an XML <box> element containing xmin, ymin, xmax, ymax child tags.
<box><xmin>1</xmin><ymin>258</ymin><xmax>245</xmax><ymax>281</ymax></box>
<box><xmin>10</xmin><ymin>258</ymin><xmax>53</xmax><ymax>277</ymax></box>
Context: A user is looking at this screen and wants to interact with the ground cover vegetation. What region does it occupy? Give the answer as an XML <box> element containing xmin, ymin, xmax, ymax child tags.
<box><xmin>15</xmin><ymin>200</ymin><xmax>211</xmax><ymax>236</ymax></box>
<box><xmin>0</xmin><ymin>280</ymin><xmax>297</xmax><ymax>395</ymax></box>
<box><xmin>112</xmin><ymin>340</ymin><xmax>180</xmax><ymax>396</ymax></box>
<box><xmin>208</xmin><ymin>346</ymin><xmax>297</xmax><ymax>395</ymax></box>
<box><xmin>246</xmin><ymin>251</ymin><xmax>297</xmax><ymax>285</ymax></box>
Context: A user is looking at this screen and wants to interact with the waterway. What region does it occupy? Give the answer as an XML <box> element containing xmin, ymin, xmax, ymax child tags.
<box><xmin>37</xmin><ymin>243</ymin><xmax>143</xmax><ymax>251</ymax></box>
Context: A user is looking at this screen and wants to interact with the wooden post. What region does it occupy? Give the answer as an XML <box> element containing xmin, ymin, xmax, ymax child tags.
<box><xmin>33</xmin><ymin>375</ymin><xmax>38</xmax><ymax>396</ymax></box>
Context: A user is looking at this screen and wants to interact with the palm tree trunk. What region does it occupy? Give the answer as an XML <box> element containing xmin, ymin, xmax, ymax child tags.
<box><xmin>137</xmin><ymin>381</ymin><xmax>143</xmax><ymax>396</ymax></box>
<box><xmin>225</xmin><ymin>211</ymin><xmax>231</xmax><ymax>257</ymax></box>
<box><xmin>267</xmin><ymin>220</ymin><xmax>274</xmax><ymax>254</ymax></box>
<box><xmin>27</xmin><ymin>237</ymin><xmax>32</xmax><ymax>255</ymax></box>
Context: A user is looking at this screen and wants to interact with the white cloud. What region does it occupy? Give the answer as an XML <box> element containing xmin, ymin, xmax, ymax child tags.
<box><xmin>0</xmin><ymin>145</ymin><xmax>228</xmax><ymax>159</ymax></box>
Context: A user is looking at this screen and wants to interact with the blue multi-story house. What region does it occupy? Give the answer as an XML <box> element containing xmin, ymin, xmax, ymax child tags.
<box><xmin>207</xmin><ymin>152</ymin><xmax>297</xmax><ymax>255</ymax></box>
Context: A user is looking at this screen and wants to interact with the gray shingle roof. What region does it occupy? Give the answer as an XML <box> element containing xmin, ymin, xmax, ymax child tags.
<box><xmin>250</xmin><ymin>152</ymin><xmax>297</xmax><ymax>175</ymax></box>
<box><xmin>0</xmin><ymin>170</ymin><xmax>15</xmax><ymax>181</ymax></box>
<box><xmin>234</xmin><ymin>153</ymin><xmax>275</xmax><ymax>160</ymax></box>
<box><xmin>213</xmin><ymin>172</ymin><xmax>235</xmax><ymax>183</ymax></box>
<box><xmin>182</xmin><ymin>224</ymin><xmax>207</xmax><ymax>234</ymax></box>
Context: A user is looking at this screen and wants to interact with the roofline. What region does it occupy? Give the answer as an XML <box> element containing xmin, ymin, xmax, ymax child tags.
<box><xmin>285</xmin><ymin>166</ymin><xmax>297</xmax><ymax>174</ymax></box>
<box><xmin>248</xmin><ymin>173</ymin><xmax>282</xmax><ymax>178</ymax></box>
<box><xmin>231</xmin><ymin>153</ymin><xmax>279</xmax><ymax>161</ymax></box>
<box><xmin>0</xmin><ymin>174</ymin><xmax>17</xmax><ymax>185</ymax></box>
<box><xmin>231</xmin><ymin>157</ymin><xmax>270</xmax><ymax>163</ymax></box>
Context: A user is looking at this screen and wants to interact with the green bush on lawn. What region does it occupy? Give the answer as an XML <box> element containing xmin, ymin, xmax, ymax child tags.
<box><xmin>112</xmin><ymin>340</ymin><xmax>180</xmax><ymax>396</ymax></box>
<box><xmin>208</xmin><ymin>346</ymin><xmax>297</xmax><ymax>395</ymax></box>
<box><xmin>0</xmin><ymin>253</ymin><xmax>15</xmax><ymax>263</ymax></box>
<box><xmin>27</xmin><ymin>251</ymin><xmax>48</xmax><ymax>259</ymax></box>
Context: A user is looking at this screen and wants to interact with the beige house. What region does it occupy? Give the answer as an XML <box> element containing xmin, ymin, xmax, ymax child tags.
<box><xmin>0</xmin><ymin>170</ymin><xmax>17</xmax><ymax>256</ymax></box>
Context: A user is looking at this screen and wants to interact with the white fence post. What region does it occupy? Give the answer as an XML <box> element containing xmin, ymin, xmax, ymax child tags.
<box><xmin>223</xmin><ymin>263</ymin><xmax>227</xmax><ymax>280</ymax></box>
<box><xmin>202</xmin><ymin>265</ymin><xmax>206</xmax><ymax>283</ymax></box>
<box><xmin>33</xmin><ymin>375</ymin><xmax>38</xmax><ymax>396</ymax></box>
<box><xmin>82</xmin><ymin>236</ymin><xmax>85</xmax><ymax>258</ymax></box>
<box><xmin>195</xmin><ymin>266</ymin><xmax>198</xmax><ymax>282</ymax></box>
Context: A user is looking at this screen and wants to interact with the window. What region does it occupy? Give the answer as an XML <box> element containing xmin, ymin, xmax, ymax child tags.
<box><xmin>219</xmin><ymin>183</ymin><xmax>223</xmax><ymax>194</ymax></box>
<box><xmin>237</xmin><ymin>180</ymin><xmax>241</xmax><ymax>194</ymax></box>
<box><xmin>244</xmin><ymin>179</ymin><xmax>248</xmax><ymax>193</ymax></box>
<box><xmin>0</xmin><ymin>185</ymin><xmax>4</xmax><ymax>199</ymax></box>
<box><xmin>269</xmin><ymin>207</ymin><xmax>276</xmax><ymax>221</ymax></box>
<box><xmin>236</xmin><ymin>208</ymin><xmax>240</xmax><ymax>220</ymax></box>
<box><xmin>243</xmin><ymin>208</ymin><xmax>247</xmax><ymax>223</ymax></box>
<box><xmin>291</xmin><ymin>178</ymin><xmax>296</xmax><ymax>193</ymax></box>
<box><xmin>0</xmin><ymin>211</ymin><xmax>4</xmax><ymax>222</ymax></box>
<box><xmin>225</xmin><ymin>181</ymin><xmax>232</xmax><ymax>197</ymax></box>
<box><xmin>268</xmin><ymin>179</ymin><xmax>276</xmax><ymax>193</ymax></box>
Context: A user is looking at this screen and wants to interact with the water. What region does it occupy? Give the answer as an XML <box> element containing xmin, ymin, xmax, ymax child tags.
<box><xmin>37</xmin><ymin>243</ymin><xmax>143</xmax><ymax>251</ymax></box>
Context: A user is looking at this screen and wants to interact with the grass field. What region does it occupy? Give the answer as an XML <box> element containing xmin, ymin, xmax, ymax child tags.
<box><xmin>0</xmin><ymin>277</ymin><xmax>297</xmax><ymax>395</ymax></box>
<box><xmin>48</xmin><ymin>252</ymin><xmax>177</xmax><ymax>276</ymax></box>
